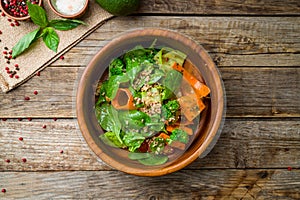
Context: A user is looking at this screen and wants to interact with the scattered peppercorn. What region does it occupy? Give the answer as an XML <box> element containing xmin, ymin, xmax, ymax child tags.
<box><xmin>33</xmin><ymin>90</ymin><xmax>38</xmax><ymax>95</ymax></box>
<box><xmin>60</xmin><ymin>55</ymin><xmax>64</xmax><ymax>60</ymax></box>
<box><xmin>1</xmin><ymin>189</ymin><xmax>6</xmax><ymax>193</ymax></box>
<box><xmin>21</xmin><ymin>158</ymin><xmax>27</xmax><ymax>163</ymax></box>
<box><xmin>27</xmin><ymin>118</ymin><xmax>32</xmax><ymax>121</ymax></box>
<box><xmin>288</xmin><ymin>166</ymin><xmax>292</xmax><ymax>171</ymax></box>
<box><xmin>24</xmin><ymin>96</ymin><xmax>30</xmax><ymax>101</ymax></box>
<box><xmin>42</xmin><ymin>125</ymin><xmax>46</xmax><ymax>129</ymax></box>
<box><xmin>5</xmin><ymin>159</ymin><xmax>10</xmax><ymax>163</ymax></box>
<box><xmin>60</xmin><ymin>150</ymin><xmax>64</xmax><ymax>154</ymax></box>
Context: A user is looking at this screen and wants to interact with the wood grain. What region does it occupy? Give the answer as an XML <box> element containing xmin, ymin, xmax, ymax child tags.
<box><xmin>139</xmin><ymin>0</ymin><xmax>300</xmax><ymax>15</ymax></box>
<box><xmin>0</xmin><ymin>119</ymin><xmax>299</xmax><ymax>171</ymax></box>
<box><xmin>0</xmin><ymin>67</ymin><xmax>299</xmax><ymax>118</ymax></box>
<box><xmin>49</xmin><ymin>16</ymin><xmax>300</xmax><ymax>67</ymax></box>
<box><xmin>0</xmin><ymin>170</ymin><xmax>299</xmax><ymax>199</ymax></box>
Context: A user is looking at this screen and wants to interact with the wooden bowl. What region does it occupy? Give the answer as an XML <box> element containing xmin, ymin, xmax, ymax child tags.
<box><xmin>0</xmin><ymin>0</ymin><xmax>42</xmax><ymax>21</ymax></box>
<box><xmin>47</xmin><ymin>0</ymin><xmax>88</xmax><ymax>19</ymax></box>
<box><xmin>76</xmin><ymin>28</ymin><xmax>226</xmax><ymax>176</ymax></box>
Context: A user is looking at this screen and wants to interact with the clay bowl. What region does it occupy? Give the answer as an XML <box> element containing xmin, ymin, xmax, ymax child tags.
<box><xmin>76</xmin><ymin>28</ymin><xmax>226</xmax><ymax>176</ymax></box>
<box><xmin>47</xmin><ymin>0</ymin><xmax>88</xmax><ymax>19</ymax></box>
<box><xmin>0</xmin><ymin>0</ymin><xmax>42</xmax><ymax>21</ymax></box>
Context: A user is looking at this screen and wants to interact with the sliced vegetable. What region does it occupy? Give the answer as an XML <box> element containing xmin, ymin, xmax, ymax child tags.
<box><xmin>111</xmin><ymin>88</ymin><xmax>136</xmax><ymax>110</ymax></box>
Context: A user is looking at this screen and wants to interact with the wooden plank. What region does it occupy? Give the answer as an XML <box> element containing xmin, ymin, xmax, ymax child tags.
<box><xmin>0</xmin><ymin>119</ymin><xmax>299</xmax><ymax>171</ymax></box>
<box><xmin>139</xmin><ymin>0</ymin><xmax>300</xmax><ymax>15</ymax></box>
<box><xmin>0</xmin><ymin>67</ymin><xmax>299</xmax><ymax>118</ymax></box>
<box><xmin>49</xmin><ymin>16</ymin><xmax>300</xmax><ymax>67</ymax></box>
<box><xmin>0</xmin><ymin>170</ymin><xmax>299</xmax><ymax>199</ymax></box>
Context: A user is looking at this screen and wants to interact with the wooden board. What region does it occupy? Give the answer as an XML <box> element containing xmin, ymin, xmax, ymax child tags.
<box><xmin>139</xmin><ymin>0</ymin><xmax>300</xmax><ymax>15</ymax></box>
<box><xmin>0</xmin><ymin>67</ymin><xmax>298</xmax><ymax>118</ymax></box>
<box><xmin>0</xmin><ymin>119</ymin><xmax>299</xmax><ymax>171</ymax></box>
<box><xmin>0</xmin><ymin>170</ymin><xmax>299</xmax><ymax>199</ymax></box>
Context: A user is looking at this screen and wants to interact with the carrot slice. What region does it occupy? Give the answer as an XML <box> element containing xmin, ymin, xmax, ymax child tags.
<box><xmin>111</xmin><ymin>88</ymin><xmax>136</xmax><ymax>110</ymax></box>
<box><xmin>170</xmin><ymin>141</ymin><xmax>186</xmax><ymax>150</ymax></box>
<box><xmin>172</xmin><ymin>63</ymin><xmax>210</xmax><ymax>98</ymax></box>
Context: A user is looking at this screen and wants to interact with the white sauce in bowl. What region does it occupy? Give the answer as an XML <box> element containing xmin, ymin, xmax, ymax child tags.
<box><xmin>55</xmin><ymin>0</ymin><xmax>86</xmax><ymax>15</ymax></box>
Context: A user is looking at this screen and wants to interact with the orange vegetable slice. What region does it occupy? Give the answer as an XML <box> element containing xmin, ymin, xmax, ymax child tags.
<box><xmin>111</xmin><ymin>88</ymin><xmax>136</xmax><ymax>110</ymax></box>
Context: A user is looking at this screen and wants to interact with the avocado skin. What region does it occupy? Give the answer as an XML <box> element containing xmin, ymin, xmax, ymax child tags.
<box><xmin>96</xmin><ymin>0</ymin><xmax>140</xmax><ymax>16</ymax></box>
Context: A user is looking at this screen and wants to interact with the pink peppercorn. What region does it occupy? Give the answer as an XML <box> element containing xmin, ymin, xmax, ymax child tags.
<box><xmin>42</xmin><ymin>125</ymin><xmax>46</xmax><ymax>129</ymax></box>
<box><xmin>22</xmin><ymin>158</ymin><xmax>27</xmax><ymax>163</ymax></box>
<box><xmin>19</xmin><ymin>137</ymin><xmax>23</xmax><ymax>141</ymax></box>
<box><xmin>24</xmin><ymin>96</ymin><xmax>30</xmax><ymax>101</ymax></box>
<box><xmin>53</xmin><ymin>117</ymin><xmax>57</xmax><ymax>121</ymax></box>
<box><xmin>28</xmin><ymin>118</ymin><xmax>32</xmax><ymax>121</ymax></box>
<box><xmin>15</xmin><ymin>75</ymin><xmax>19</xmax><ymax>79</ymax></box>
<box><xmin>36</xmin><ymin>71</ymin><xmax>40</xmax><ymax>76</ymax></box>
<box><xmin>33</xmin><ymin>90</ymin><xmax>38</xmax><ymax>95</ymax></box>
<box><xmin>0</xmin><ymin>30</ymin><xmax>2</xmax><ymax>34</ymax></box>
<box><xmin>60</xmin><ymin>150</ymin><xmax>64</xmax><ymax>154</ymax></box>
<box><xmin>60</xmin><ymin>55</ymin><xmax>64</xmax><ymax>60</ymax></box>
<box><xmin>288</xmin><ymin>167</ymin><xmax>292</xmax><ymax>171</ymax></box>
<box><xmin>1</xmin><ymin>189</ymin><xmax>6</xmax><ymax>193</ymax></box>
<box><xmin>5</xmin><ymin>67</ymin><xmax>9</xmax><ymax>71</ymax></box>
<box><xmin>5</xmin><ymin>159</ymin><xmax>10</xmax><ymax>163</ymax></box>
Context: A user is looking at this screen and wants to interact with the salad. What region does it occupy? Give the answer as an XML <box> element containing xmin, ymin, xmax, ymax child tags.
<box><xmin>95</xmin><ymin>45</ymin><xmax>210</xmax><ymax>166</ymax></box>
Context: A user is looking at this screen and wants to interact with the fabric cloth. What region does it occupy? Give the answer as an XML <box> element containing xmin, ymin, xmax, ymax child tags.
<box><xmin>0</xmin><ymin>1</ymin><xmax>113</xmax><ymax>92</ymax></box>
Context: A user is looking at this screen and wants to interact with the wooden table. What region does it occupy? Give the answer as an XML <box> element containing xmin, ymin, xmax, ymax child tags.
<box><xmin>1</xmin><ymin>1</ymin><xmax>299</xmax><ymax>199</ymax></box>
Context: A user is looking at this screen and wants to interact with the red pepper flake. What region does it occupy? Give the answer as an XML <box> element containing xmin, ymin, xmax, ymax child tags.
<box><xmin>5</xmin><ymin>159</ymin><xmax>10</xmax><ymax>163</ymax></box>
<box><xmin>33</xmin><ymin>90</ymin><xmax>38</xmax><ymax>95</ymax></box>
<box><xmin>15</xmin><ymin>75</ymin><xmax>19</xmax><ymax>79</ymax></box>
<box><xmin>288</xmin><ymin>166</ymin><xmax>292</xmax><ymax>171</ymax></box>
<box><xmin>24</xmin><ymin>96</ymin><xmax>30</xmax><ymax>101</ymax></box>
<box><xmin>21</xmin><ymin>158</ymin><xmax>27</xmax><ymax>163</ymax></box>
<box><xmin>1</xmin><ymin>189</ymin><xmax>6</xmax><ymax>193</ymax></box>
<box><xmin>59</xmin><ymin>55</ymin><xmax>64</xmax><ymax>60</ymax></box>
<box><xmin>42</xmin><ymin>125</ymin><xmax>47</xmax><ymax>129</ymax></box>
<box><xmin>60</xmin><ymin>150</ymin><xmax>64</xmax><ymax>154</ymax></box>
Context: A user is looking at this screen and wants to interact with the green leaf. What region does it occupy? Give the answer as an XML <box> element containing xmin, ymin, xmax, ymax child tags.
<box><xmin>95</xmin><ymin>103</ymin><xmax>122</xmax><ymax>143</ymax></box>
<box><xmin>128</xmin><ymin>152</ymin><xmax>151</xmax><ymax>160</ymax></box>
<box><xmin>123</xmin><ymin>132</ymin><xmax>145</xmax><ymax>152</ymax></box>
<box><xmin>100</xmin><ymin>132</ymin><xmax>125</xmax><ymax>148</ymax></box>
<box><xmin>138</xmin><ymin>154</ymin><xmax>168</xmax><ymax>166</ymax></box>
<box><xmin>106</xmin><ymin>75</ymin><xmax>130</xmax><ymax>99</ymax></box>
<box><xmin>49</xmin><ymin>19</ymin><xmax>87</xmax><ymax>31</ymax></box>
<box><xmin>170</xmin><ymin>129</ymin><xmax>189</xmax><ymax>144</ymax></box>
<box><xmin>119</xmin><ymin>110</ymin><xmax>150</xmax><ymax>130</ymax></box>
<box><xmin>42</xmin><ymin>27</ymin><xmax>59</xmax><ymax>52</ymax></box>
<box><xmin>12</xmin><ymin>28</ymin><xmax>40</xmax><ymax>58</ymax></box>
<box><xmin>27</xmin><ymin>1</ymin><xmax>48</xmax><ymax>27</ymax></box>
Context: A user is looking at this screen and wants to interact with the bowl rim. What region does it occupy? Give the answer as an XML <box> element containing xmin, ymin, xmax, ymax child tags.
<box><xmin>47</xmin><ymin>0</ymin><xmax>88</xmax><ymax>19</ymax></box>
<box><xmin>0</xmin><ymin>0</ymin><xmax>42</xmax><ymax>21</ymax></box>
<box><xmin>76</xmin><ymin>28</ymin><xmax>226</xmax><ymax>176</ymax></box>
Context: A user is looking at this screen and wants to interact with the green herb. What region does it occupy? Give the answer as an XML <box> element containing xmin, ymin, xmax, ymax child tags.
<box><xmin>161</xmin><ymin>99</ymin><xmax>180</xmax><ymax>122</ymax></box>
<box><xmin>12</xmin><ymin>28</ymin><xmax>40</xmax><ymax>58</ymax></box>
<box><xmin>42</xmin><ymin>27</ymin><xmax>59</xmax><ymax>52</ymax></box>
<box><xmin>12</xmin><ymin>1</ymin><xmax>86</xmax><ymax>58</ymax></box>
<box><xmin>169</xmin><ymin>129</ymin><xmax>189</xmax><ymax>144</ymax></box>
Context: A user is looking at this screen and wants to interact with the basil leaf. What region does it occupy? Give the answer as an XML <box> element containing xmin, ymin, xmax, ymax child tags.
<box><xmin>12</xmin><ymin>28</ymin><xmax>40</xmax><ymax>58</ymax></box>
<box><xmin>49</xmin><ymin>19</ymin><xmax>87</xmax><ymax>31</ymax></box>
<box><xmin>138</xmin><ymin>154</ymin><xmax>168</xmax><ymax>166</ymax></box>
<box><xmin>27</xmin><ymin>1</ymin><xmax>48</xmax><ymax>27</ymax></box>
<box><xmin>42</xmin><ymin>27</ymin><xmax>59</xmax><ymax>52</ymax></box>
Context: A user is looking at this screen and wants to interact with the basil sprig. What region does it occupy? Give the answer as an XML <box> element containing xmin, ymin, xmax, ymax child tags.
<box><xmin>12</xmin><ymin>1</ymin><xmax>87</xmax><ymax>58</ymax></box>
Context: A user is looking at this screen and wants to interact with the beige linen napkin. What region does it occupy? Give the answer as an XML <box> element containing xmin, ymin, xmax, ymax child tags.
<box><xmin>0</xmin><ymin>1</ymin><xmax>113</xmax><ymax>92</ymax></box>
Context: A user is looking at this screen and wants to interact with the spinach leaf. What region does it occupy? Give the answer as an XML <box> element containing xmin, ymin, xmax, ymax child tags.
<box><xmin>109</xmin><ymin>58</ymin><xmax>125</xmax><ymax>77</ymax></box>
<box><xmin>27</xmin><ymin>1</ymin><xmax>48</xmax><ymax>27</ymax></box>
<box><xmin>12</xmin><ymin>28</ymin><xmax>40</xmax><ymax>58</ymax></box>
<box><xmin>42</xmin><ymin>27</ymin><xmax>59</xmax><ymax>52</ymax></box>
<box><xmin>123</xmin><ymin>132</ymin><xmax>145</xmax><ymax>152</ymax></box>
<box><xmin>123</xmin><ymin>48</ymin><xmax>154</xmax><ymax>71</ymax></box>
<box><xmin>148</xmin><ymin>68</ymin><xmax>165</xmax><ymax>85</ymax></box>
<box><xmin>138</xmin><ymin>154</ymin><xmax>168</xmax><ymax>166</ymax></box>
<box><xmin>96</xmin><ymin>81</ymin><xmax>109</xmax><ymax>106</ymax></box>
<box><xmin>128</xmin><ymin>152</ymin><xmax>151</xmax><ymax>160</ymax></box>
<box><xmin>100</xmin><ymin>132</ymin><xmax>125</xmax><ymax>148</ymax></box>
<box><xmin>49</xmin><ymin>19</ymin><xmax>87</xmax><ymax>31</ymax></box>
<box><xmin>106</xmin><ymin>74</ymin><xmax>130</xmax><ymax>100</ymax></box>
<box><xmin>162</xmin><ymin>69</ymin><xmax>182</xmax><ymax>100</ymax></box>
<box><xmin>149</xmin><ymin>137</ymin><xmax>165</xmax><ymax>154</ymax></box>
<box><xmin>119</xmin><ymin>110</ymin><xmax>150</xmax><ymax>130</ymax></box>
<box><xmin>95</xmin><ymin>104</ymin><xmax>122</xmax><ymax>143</ymax></box>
